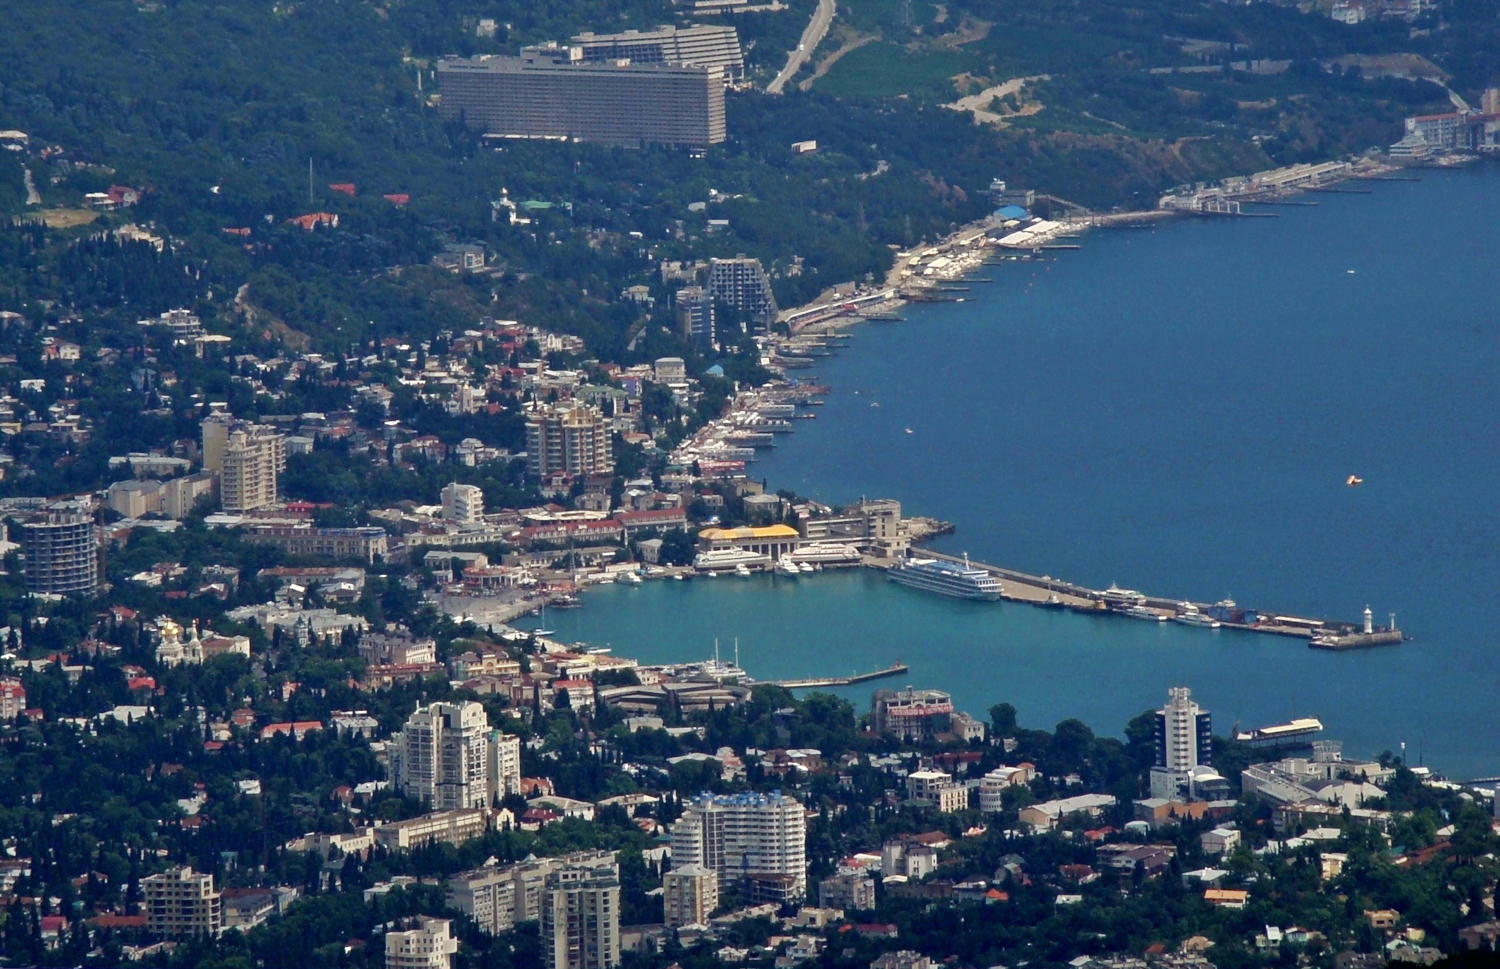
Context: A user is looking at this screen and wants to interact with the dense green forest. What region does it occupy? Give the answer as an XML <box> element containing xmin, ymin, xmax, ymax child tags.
<box><xmin>0</xmin><ymin>0</ymin><xmax>1489</xmax><ymax>355</ymax></box>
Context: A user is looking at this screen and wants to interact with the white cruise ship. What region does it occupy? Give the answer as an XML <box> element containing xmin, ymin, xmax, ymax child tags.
<box><xmin>693</xmin><ymin>548</ymin><xmax>771</xmax><ymax>572</ymax></box>
<box><xmin>888</xmin><ymin>556</ymin><xmax>1002</xmax><ymax>601</ymax></box>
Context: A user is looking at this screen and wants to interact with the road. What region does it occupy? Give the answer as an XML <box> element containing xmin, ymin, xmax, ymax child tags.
<box><xmin>766</xmin><ymin>0</ymin><xmax>836</xmax><ymax>94</ymax></box>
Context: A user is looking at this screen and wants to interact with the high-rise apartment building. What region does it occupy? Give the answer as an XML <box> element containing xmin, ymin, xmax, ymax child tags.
<box><xmin>202</xmin><ymin>416</ymin><xmax>286</xmax><ymax>512</ymax></box>
<box><xmin>541</xmin><ymin>854</ymin><xmax>620</xmax><ymax>969</ymax></box>
<box><xmin>571</xmin><ymin>25</ymin><xmax>745</xmax><ymax>81</ymax></box>
<box><xmin>21</xmin><ymin>502</ymin><xmax>99</xmax><ymax>597</ymax></box>
<box><xmin>706</xmin><ymin>256</ymin><xmax>777</xmax><ymax>332</ymax></box>
<box><xmin>441</xmin><ymin>482</ymin><xmax>485</xmax><ymax>523</ymax></box>
<box><xmin>391</xmin><ymin>702</ymin><xmax>491</xmax><ymax>809</ymax></box>
<box><xmin>437</xmin><ymin>47</ymin><xmax>725</xmax><ymax>149</ymax></box>
<box><xmin>674</xmin><ymin>286</ymin><xmax>715</xmax><ymax>349</ymax></box>
<box><xmin>663</xmin><ymin>863</ymin><xmax>717</xmax><ymax>928</ymax></box>
<box><xmin>488</xmin><ymin>730</ymin><xmax>522</xmax><ymax>801</ymax></box>
<box><xmin>386</xmin><ymin>916</ymin><xmax>459</xmax><ymax>969</ymax></box>
<box><xmin>142</xmin><ymin>867</ymin><xmax>222</xmax><ymax>938</ymax></box>
<box><xmin>1149</xmin><ymin>687</ymin><xmax>1213</xmax><ymax>800</ymax></box>
<box><xmin>525</xmin><ymin>402</ymin><xmax>613</xmax><ymax>479</ymax></box>
<box><xmin>670</xmin><ymin>791</ymin><xmax>806</xmax><ymax>900</ymax></box>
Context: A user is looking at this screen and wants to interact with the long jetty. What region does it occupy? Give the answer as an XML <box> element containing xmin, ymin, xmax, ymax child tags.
<box><xmin>771</xmin><ymin>662</ymin><xmax>909</xmax><ymax>689</ymax></box>
<box><xmin>914</xmin><ymin>551</ymin><xmax>1400</xmax><ymax>649</ymax></box>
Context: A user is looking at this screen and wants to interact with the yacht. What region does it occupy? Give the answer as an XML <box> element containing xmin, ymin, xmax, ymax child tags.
<box><xmin>621</xmin><ymin>572</ymin><xmax>643</xmax><ymax>585</ymax></box>
<box><xmin>888</xmin><ymin>555</ymin><xmax>1002</xmax><ymax>601</ymax></box>
<box><xmin>774</xmin><ymin>560</ymin><xmax>803</xmax><ymax>577</ymax></box>
<box><xmin>1123</xmin><ymin>605</ymin><xmax>1167</xmax><ymax>621</ymax></box>
<box><xmin>798</xmin><ymin>562</ymin><xmax>815</xmax><ymax>573</ymax></box>
<box><xmin>694</xmin><ymin>548</ymin><xmax>772</xmax><ymax>573</ymax></box>
<box><xmin>1174</xmin><ymin>603</ymin><xmax>1221</xmax><ymax>628</ymax></box>
<box><xmin>735</xmin><ymin>564</ymin><xmax>752</xmax><ymax>578</ymax></box>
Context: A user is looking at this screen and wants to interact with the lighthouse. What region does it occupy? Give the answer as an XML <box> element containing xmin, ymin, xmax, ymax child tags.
<box><xmin>1363</xmin><ymin>606</ymin><xmax>1373</xmax><ymax>635</ymax></box>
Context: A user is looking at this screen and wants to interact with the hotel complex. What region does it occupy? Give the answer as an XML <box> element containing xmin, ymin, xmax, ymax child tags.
<box><xmin>437</xmin><ymin>46</ymin><xmax>725</xmax><ymax>148</ymax></box>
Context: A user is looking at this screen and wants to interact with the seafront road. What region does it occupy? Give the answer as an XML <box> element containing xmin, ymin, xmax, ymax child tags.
<box><xmin>767</xmin><ymin>0</ymin><xmax>836</xmax><ymax>94</ymax></box>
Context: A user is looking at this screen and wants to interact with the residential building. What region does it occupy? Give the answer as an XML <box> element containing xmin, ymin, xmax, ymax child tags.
<box><xmin>706</xmin><ymin>256</ymin><xmax>777</xmax><ymax>331</ymax></box>
<box><xmin>905</xmin><ymin>770</ymin><xmax>967</xmax><ymax>812</ymax></box>
<box><xmin>871</xmin><ymin>688</ymin><xmax>953</xmax><ymax>742</ymax></box>
<box><xmin>108</xmin><ymin>479</ymin><xmax>163</xmax><ymax>518</ymax></box>
<box><xmin>663</xmin><ymin>863</ymin><xmax>717</xmax><ymax>927</ymax></box>
<box><xmin>870</xmin><ymin>953</ymin><xmax>934</xmax><ymax>969</ymax></box>
<box><xmin>819</xmin><ymin>872</ymin><xmax>875</xmax><ymax>911</ymax></box>
<box><xmin>441</xmin><ymin>482</ymin><xmax>485</xmax><ymax>524</ymax></box>
<box><xmin>437</xmin><ymin>48</ymin><xmax>725</xmax><ymax>149</ymax></box>
<box><xmin>202</xmin><ymin>416</ymin><xmax>286</xmax><ymax>512</ymax></box>
<box><xmin>447</xmin><ymin>866</ymin><xmax>517</xmax><ymax>935</ymax></box>
<box><xmin>0</xmin><ymin>677</ymin><xmax>24</xmax><ymax>720</ymax></box>
<box><xmin>542</xmin><ymin>853</ymin><xmax>621</xmax><ymax>969</ymax></box>
<box><xmin>488</xmin><ymin>730</ymin><xmax>523</xmax><ymax>800</ymax></box>
<box><xmin>391</xmin><ymin>702</ymin><xmax>491</xmax><ymax>809</ymax></box>
<box><xmin>360</xmin><ymin>630</ymin><xmax>438</xmax><ymax>667</ymax></box>
<box><xmin>160</xmin><ymin>472</ymin><xmax>217</xmax><ymax>519</ymax></box>
<box><xmin>1149</xmin><ymin>687</ymin><xmax>1213</xmax><ymax>800</ymax></box>
<box><xmin>654</xmin><ymin>356</ymin><xmax>687</xmax><ymax>385</ymax></box>
<box><xmin>675</xmin><ymin>286</ymin><xmax>714</xmax><ymax>349</ymax></box>
<box><xmin>525</xmin><ymin>402</ymin><xmax>613</xmax><ymax>479</ymax></box>
<box><xmin>142</xmin><ymin>867</ymin><xmax>222</xmax><ymax>938</ymax></box>
<box><xmin>373</xmin><ymin>809</ymin><xmax>492</xmax><ymax>851</ymax></box>
<box><xmin>571</xmin><ymin>24</ymin><xmax>744</xmax><ymax>81</ymax></box>
<box><xmin>670</xmin><ymin>791</ymin><xmax>806</xmax><ymax>900</ymax></box>
<box><xmin>1201</xmin><ymin>826</ymin><xmax>1241</xmax><ymax>856</ymax></box>
<box><xmin>21</xmin><ymin>503</ymin><xmax>99</xmax><ymax>597</ymax></box>
<box><xmin>386</xmin><ymin>916</ymin><xmax>459</xmax><ymax>969</ymax></box>
<box><xmin>978</xmin><ymin>765</ymin><xmax>1032</xmax><ymax>813</ymax></box>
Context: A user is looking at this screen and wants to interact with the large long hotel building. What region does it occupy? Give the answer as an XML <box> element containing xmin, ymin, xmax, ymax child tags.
<box><xmin>437</xmin><ymin>45</ymin><xmax>726</xmax><ymax>148</ymax></box>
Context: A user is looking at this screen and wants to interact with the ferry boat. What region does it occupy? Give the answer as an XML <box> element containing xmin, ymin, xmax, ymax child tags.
<box><xmin>693</xmin><ymin>548</ymin><xmax>772</xmax><ymax>573</ymax></box>
<box><xmin>1173</xmin><ymin>603</ymin><xmax>1221</xmax><ymax>628</ymax></box>
<box><xmin>1123</xmin><ymin>605</ymin><xmax>1167</xmax><ymax>621</ymax></box>
<box><xmin>784</xmin><ymin>541</ymin><xmax>862</xmax><ymax>566</ymax></box>
<box><xmin>1102</xmin><ymin>583</ymin><xmax>1147</xmax><ymax>608</ymax></box>
<box><xmin>888</xmin><ymin>555</ymin><xmax>1002</xmax><ymax>601</ymax></box>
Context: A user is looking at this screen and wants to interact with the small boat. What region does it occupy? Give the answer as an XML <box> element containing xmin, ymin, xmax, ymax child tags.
<box><xmin>798</xmin><ymin>562</ymin><xmax>815</xmax><ymax>573</ymax></box>
<box><xmin>585</xmin><ymin>646</ymin><xmax>612</xmax><ymax>654</ymax></box>
<box><xmin>533</xmin><ymin>629</ymin><xmax>554</xmax><ymax>638</ymax></box>
<box><xmin>904</xmin><ymin>428</ymin><xmax>913</xmax><ymax>434</ymax></box>
<box><xmin>735</xmin><ymin>564</ymin><xmax>752</xmax><ymax>578</ymax></box>
<box><xmin>775</xmin><ymin>561</ymin><xmax>802</xmax><ymax>577</ymax></box>
<box><xmin>621</xmin><ymin>572</ymin><xmax>643</xmax><ymax>585</ymax></box>
<box><xmin>1123</xmin><ymin>605</ymin><xmax>1167</xmax><ymax>621</ymax></box>
<box><xmin>1040</xmin><ymin>593</ymin><xmax>1064</xmax><ymax>608</ymax></box>
<box><xmin>1347</xmin><ymin>474</ymin><xmax>1363</xmax><ymax>486</ymax></box>
<box><xmin>1173</xmin><ymin>602</ymin><xmax>1221</xmax><ymax>628</ymax></box>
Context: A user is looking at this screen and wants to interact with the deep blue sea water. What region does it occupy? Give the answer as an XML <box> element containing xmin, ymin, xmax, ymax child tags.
<box><xmin>523</xmin><ymin>165</ymin><xmax>1500</xmax><ymax>777</ymax></box>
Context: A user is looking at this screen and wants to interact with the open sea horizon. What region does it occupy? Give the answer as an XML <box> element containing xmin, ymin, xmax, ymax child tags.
<box><xmin>521</xmin><ymin>164</ymin><xmax>1500</xmax><ymax>779</ymax></box>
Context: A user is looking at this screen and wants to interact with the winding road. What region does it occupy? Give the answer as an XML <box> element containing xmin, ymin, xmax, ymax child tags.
<box><xmin>767</xmin><ymin>0</ymin><xmax>836</xmax><ymax>94</ymax></box>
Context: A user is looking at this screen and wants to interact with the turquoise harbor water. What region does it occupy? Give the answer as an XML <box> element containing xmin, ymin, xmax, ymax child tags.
<box><xmin>523</xmin><ymin>165</ymin><xmax>1500</xmax><ymax>777</ymax></box>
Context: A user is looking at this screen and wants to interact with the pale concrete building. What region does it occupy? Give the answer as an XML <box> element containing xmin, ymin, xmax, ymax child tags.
<box><xmin>663</xmin><ymin>863</ymin><xmax>717</xmax><ymax>927</ymax></box>
<box><xmin>542</xmin><ymin>854</ymin><xmax>620</xmax><ymax>969</ymax></box>
<box><xmin>670</xmin><ymin>791</ymin><xmax>806</xmax><ymax>900</ymax></box>
<box><xmin>142</xmin><ymin>867</ymin><xmax>222</xmax><ymax>938</ymax></box>
<box><xmin>202</xmin><ymin>416</ymin><xmax>286</xmax><ymax>512</ymax></box>
<box><xmin>488</xmin><ymin>730</ymin><xmax>522</xmax><ymax>801</ymax></box>
<box><xmin>391</xmin><ymin>702</ymin><xmax>491</xmax><ymax>810</ymax></box>
<box><xmin>386</xmin><ymin>916</ymin><xmax>458</xmax><ymax>969</ymax></box>
<box><xmin>441</xmin><ymin>482</ymin><xmax>485</xmax><ymax>524</ymax></box>
<box><xmin>525</xmin><ymin>402</ymin><xmax>613</xmax><ymax>479</ymax></box>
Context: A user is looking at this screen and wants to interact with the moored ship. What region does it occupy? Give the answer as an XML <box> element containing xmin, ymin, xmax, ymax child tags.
<box><xmin>888</xmin><ymin>555</ymin><xmax>1002</xmax><ymax>601</ymax></box>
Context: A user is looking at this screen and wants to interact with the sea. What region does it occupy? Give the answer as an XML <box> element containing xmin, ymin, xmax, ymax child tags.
<box><xmin>519</xmin><ymin>164</ymin><xmax>1500</xmax><ymax>779</ymax></box>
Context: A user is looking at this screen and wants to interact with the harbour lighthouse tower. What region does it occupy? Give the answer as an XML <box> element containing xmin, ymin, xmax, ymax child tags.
<box><xmin>1363</xmin><ymin>606</ymin><xmax>1373</xmax><ymax>635</ymax></box>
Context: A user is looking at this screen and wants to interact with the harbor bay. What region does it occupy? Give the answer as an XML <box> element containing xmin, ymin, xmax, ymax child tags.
<box><xmin>527</xmin><ymin>165</ymin><xmax>1500</xmax><ymax>777</ymax></box>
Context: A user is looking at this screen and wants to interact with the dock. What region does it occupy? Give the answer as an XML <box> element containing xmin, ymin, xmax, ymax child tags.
<box><xmin>914</xmin><ymin>550</ymin><xmax>1400</xmax><ymax>646</ymax></box>
<box><xmin>771</xmin><ymin>662</ymin><xmax>909</xmax><ymax>689</ymax></box>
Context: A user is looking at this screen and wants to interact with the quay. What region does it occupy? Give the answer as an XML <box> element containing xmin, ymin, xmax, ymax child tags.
<box><xmin>771</xmin><ymin>662</ymin><xmax>909</xmax><ymax>690</ymax></box>
<box><xmin>911</xmin><ymin>550</ymin><xmax>1401</xmax><ymax>648</ymax></box>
